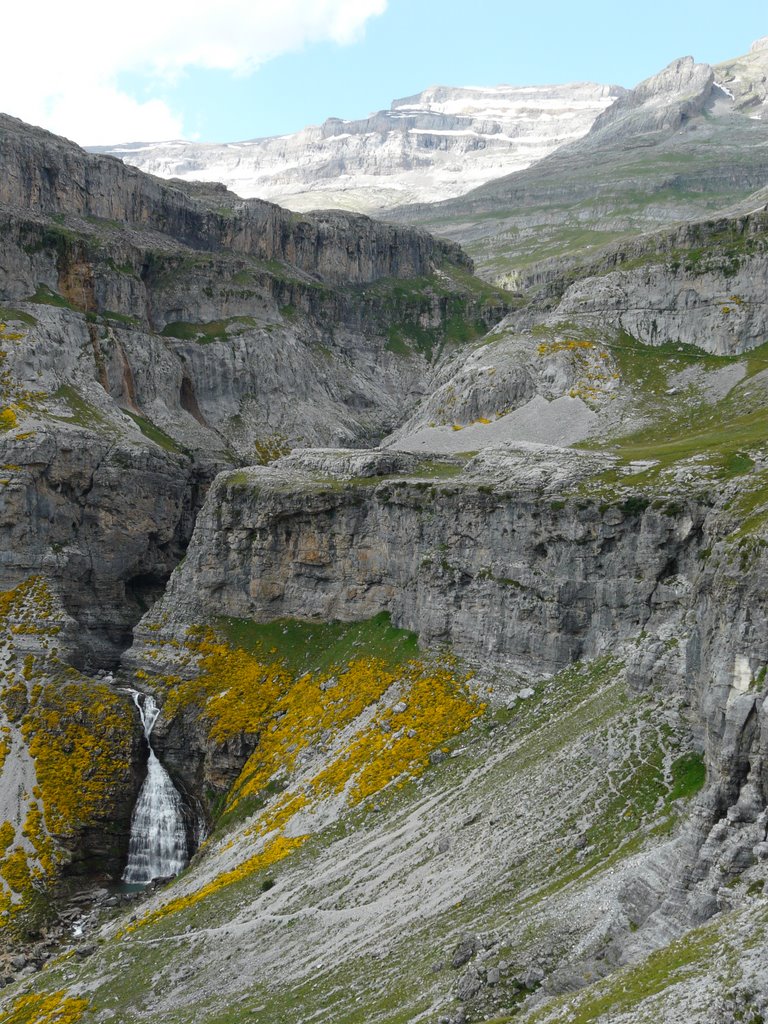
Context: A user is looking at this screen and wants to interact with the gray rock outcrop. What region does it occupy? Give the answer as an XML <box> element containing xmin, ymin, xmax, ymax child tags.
<box><xmin>533</xmin><ymin>207</ymin><xmax>768</xmax><ymax>355</ymax></box>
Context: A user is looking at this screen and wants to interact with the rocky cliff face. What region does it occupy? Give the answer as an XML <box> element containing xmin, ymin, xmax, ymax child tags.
<box><xmin>0</xmin><ymin>114</ymin><xmax>506</xmax><ymax>662</ymax></box>
<box><xmin>585</xmin><ymin>56</ymin><xmax>714</xmax><ymax>141</ymax></box>
<box><xmin>93</xmin><ymin>83</ymin><xmax>622</xmax><ymax>215</ymax></box>
<box><xmin>1</xmin><ymin>113</ymin><xmax>469</xmax><ymax>286</ymax></box>
<box><xmin>139</xmin><ymin>447</ymin><xmax>701</xmax><ymax>676</ymax></box>
<box><xmin>0</xmin><ymin>424</ymin><xmax>201</xmax><ymax>664</ymax></box>
<box><xmin>716</xmin><ymin>35</ymin><xmax>768</xmax><ymax>112</ymax></box>
<box><xmin>515</xmin><ymin>206</ymin><xmax>768</xmax><ymax>355</ymax></box>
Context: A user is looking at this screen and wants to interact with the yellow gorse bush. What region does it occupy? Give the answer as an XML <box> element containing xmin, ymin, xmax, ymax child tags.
<box><xmin>3</xmin><ymin>991</ymin><xmax>89</xmax><ymax>1024</ymax></box>
<box><xmin>164</xmin><ymin>635</ymin><xmax>291</xmax><ymax>742</ymax></box>
<box><xmin>227</xmin><ymin>654</ymin><xmax>399</xmax><ymax>813</ymax></box>
<box><xmin>122</xmin><ymin>833</ymin><xmax>305</xmax><ymax>934</ymax></box>
<box><xmin>0</xmin><ymin>578</ymin><xmax>133</xmax><ymax>929</ymax></box>
<box><xmin>0</xmin><ymin>321</ymin><xmax>41</xmax><ymax>434</ymax></box>
<box><xmin>311</xmin><ymin>662</ymin><xmax>481</xmax><ymax>804</ymax></box>
<box><xmin>127</xmin><ymin>626</ymin><xmax>485</xmax><ymax>933</ymax></box>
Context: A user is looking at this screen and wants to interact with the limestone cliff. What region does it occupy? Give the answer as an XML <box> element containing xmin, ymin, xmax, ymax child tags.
<box><xmin>137</xmin><ymin>447</ymin><xmax>701</xmax><ymax>676</ymax></box>
<box><xmin>517</xmin><ymin>205</ymin><xmax>768</xmax><ymax>355</ymax></box>
<box><xmin>0</xmin><ymin>114</ymin><xmax>507</xmax><ymax>661</ymax></box>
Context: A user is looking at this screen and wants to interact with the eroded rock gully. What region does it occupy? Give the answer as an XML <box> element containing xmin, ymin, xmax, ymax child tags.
<box><xmin>0</xmin><ymin>427</ymin><xmax>210</xmax><ymax>666</ymax></box>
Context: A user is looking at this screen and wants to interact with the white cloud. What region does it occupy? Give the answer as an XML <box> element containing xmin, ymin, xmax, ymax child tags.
<box><xmin>0</xmin><ymin>0</ymin><xmax>387</xmax><ymax>145</ymax></box>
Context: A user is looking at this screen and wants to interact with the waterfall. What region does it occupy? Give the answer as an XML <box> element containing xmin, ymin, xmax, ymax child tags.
<box><xmin>122</xmin><ymin>690</ymin><xmax>188</xmax><ymax>885</ymax></box>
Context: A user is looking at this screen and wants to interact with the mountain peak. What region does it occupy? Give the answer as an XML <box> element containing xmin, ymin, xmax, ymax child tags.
<box><xmin>585</xmin><ymin>55</ymin><xmax>714</xmax><ymax>141</ymax></box>
<box><xmin>750</xmin><ymin>35</ymin><xmax>768</xmax><ymax>52</ymax></box>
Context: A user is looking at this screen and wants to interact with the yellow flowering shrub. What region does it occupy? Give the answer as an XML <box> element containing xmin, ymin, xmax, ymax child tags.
<box><xmin>537</xmin><ymin>338</ymin><xmax>595</xmax><ymax>355</ymax></box>
<box><xmin>164</xmin><ymin>635</ymin><xmax>291</xmax><ymax>742</ymax></box>
<box><xmin>228</xmin><ymin>655</ymin><xmax>398</xmax><ymax>813</ymax></box>
<box><xmin>123</xmin><ymin>834</ymin><xmax>305</xmax><ymax>933</ymax></box>
<box><xmin>128</xmin><ymin>620</ymin><xmax>485</xmax><ymax>934</ymax></box>
<box><xmin>0</xmin><ymin>847</ymin><xmax>31</xmax><ymax>893</ymax></box>
<box><xmin>22</xmin><ymin>679</ymin><xmax>133</xmax><ymax>836</ymax></box>
<box><xmin>0</xmin><ymin>406</ymin><xmax>17</xmax><ymax>430</ymax></box>
<box><xmin>22</xmin><ymin>803</ymin><xmax>56</xmax><ymax>878</ymax></box>
<box><xmin>0</xmin><ymin>821</ymin><xmax>14</xmax><ymax>854</ymax></box>
<box><xmin>0</xmin><ymin>577</ymin><xmax>134</xmax><ymax>930</ymax></box>
<box><xmin>3</xmin><ymin>991</ymin><xmax>89</xmax><ymax>1024</ymax></box>
<box><xmin>0</xmin><ymin>724</ymin><xmax>10</xmax><ymax>772</ymax></box>
<box><xmin>312</xmin><ymin>661</ymin><xmax>482</xmax><ymax>804</ymax></box>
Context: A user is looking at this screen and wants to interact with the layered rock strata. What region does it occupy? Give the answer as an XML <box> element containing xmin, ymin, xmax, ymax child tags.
<box><xmin>94</xmin><ymin>83</ymin><xmax>622</xmax><ymax>214</ymax></box>
<box><xmin>0</xmin><ymin>114</ymin><xmax>506</xmax><ymax>659</ymax></box>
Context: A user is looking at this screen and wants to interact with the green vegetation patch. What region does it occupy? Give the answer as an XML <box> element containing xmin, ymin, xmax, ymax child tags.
<box><xmin>160</xmin><ymin>316</ymin><xmax>258</xmax><ymax>343</ymax></box>
<box><xmin>385</xmin><ymin>304</ymin><xmax>492</xmax><ymax>362</ymax></box>
<box><xmin>0</xmin><ymin>307</ymin><xmax>38</xmax><ymax>327</ymax></box>
<box><xmin>607</xmin><ymin>331</ymin><xmax>749</xmax><ymax>394</ymax></box>
<box><xmin>577</xmin><ymin>336</ymin><xmax>768</xmax><ymax>506</ymax></box>
<box><xmin>27</xmin><ymin>285</ymin><xmax>74</xmax><ymax>309</ymax></box>
<box><xmin>367</xmin><ymin>269</ymin><xmax>514</xmax><ymax>362</ymax></box>
<box><xmin>50</xmin><ymin>384</ymin><xmax>106</xmax><ymax>428</ymax></box>
<box><xmin>525</xmin><ymin>925</ymin><xmax>720</xmax><ymax>1024</ymax></box>
<box><xmin>611</xmin><ymin>401</ymin><xmax>767</xmax><ymax>479</ymax></box>
<box><xmin>669</xmin><ymin>751</ymin><xmax>706</xmax><ymax>801</ymax></box>
<box><xmin>124</xmin><ymin>410</ymin><xmax>183</xmax><ymax>453</ymax></box>
<box><xmin>411</xmin><ymin>458</ymin><xmax>464</xmax><ymax>479</ymax></box>
<box><xmin>218</xmin><ymin>611</ymin><xmax>420</xmax><ymax>676</ymax></box>
<box><xmin>100</xmin><ymin>309</ymin><xmax>140</xmax><ymax>327</ymax></box>
<box><xmin>23</xmin><ymin>224</ymin><xmax>81</xmax><ymax>259</ymax></box>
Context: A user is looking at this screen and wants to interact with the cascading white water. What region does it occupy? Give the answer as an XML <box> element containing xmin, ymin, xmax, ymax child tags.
<box><xmin>122</xmin><ymin>690</ymin><xmax>188</xmax><ymax>885</ymax></box>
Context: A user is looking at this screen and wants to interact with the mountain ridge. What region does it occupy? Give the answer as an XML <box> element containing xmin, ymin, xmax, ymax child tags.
<box><xmin>91</xmin><ymin>81</ymin><xmax>622</xmax><ymax>214</ymax></box>
<box><xmin>388</xmin><ymin>41</ymin><xmax>768</xmax><ymax>281</ymax></box>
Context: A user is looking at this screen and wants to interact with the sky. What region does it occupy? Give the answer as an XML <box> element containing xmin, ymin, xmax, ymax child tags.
<box><xmin>1</xmin><ymin>1</ymin><xmax>766</xmax><ymax>146</ymax></box>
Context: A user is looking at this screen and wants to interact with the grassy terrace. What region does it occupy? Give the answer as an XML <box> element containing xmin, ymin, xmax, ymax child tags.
<box><xmin>574</xmin><ymin>335</ymin><xmax>768</xmax><ymax>500</ymax></box>
<box><xmin>219</xmin><ymin>611</ymin><xmax>420</xmax><ymax>676</ymax></box>
<box><xmin>160</xmin><ymin>317</ymin><xmax>259</xmax><ymax>343</ymax></box>
<box><xmin>124</xmin><ymin>410</ymin><xmax>184</xmax><ymax>453</ymax></box>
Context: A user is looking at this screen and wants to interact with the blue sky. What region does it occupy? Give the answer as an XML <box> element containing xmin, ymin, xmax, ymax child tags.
<box><xmin>181</xmin><ymin>3</ymin><xmax>767</xmax><ymax>143</ymax></box>
<box><xmin>1</xmin><ymin>0</ymin><xmax>766</xmax><ymax>145</ymax></box>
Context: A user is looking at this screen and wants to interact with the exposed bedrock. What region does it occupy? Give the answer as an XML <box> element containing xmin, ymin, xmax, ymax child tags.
<box><xmin>140</xmin><ymin>448</ymin><xmax>709</xmax><ymax>677</ymax></box>
<box><xmin>510</xmin><ymin>207</ymin><xmax>768</xmax><ymax>356</ymax></box>
<box><xmin>129</xmin><ymin>445</ymin><xmax>768</xmax><ymax>944</ymax></box>
<box><xmin>0</xmin><ymin>428</ymin><xmax>206</xmax><ymax>666</ymax></box>
<box><xmin>0</xmin><ymin>113</ymin><xmax>469</xmax><ymax>288</ymax></box>
<box><xmin>617</xmin><ymin>548</ymin><xmax>768</xmax><ymax>947</ymax></box>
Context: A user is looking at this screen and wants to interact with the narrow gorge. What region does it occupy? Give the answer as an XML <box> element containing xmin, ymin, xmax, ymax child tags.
<box><xmin>2</xmin><ymin>37</ymin><xmax>768</xmax><ymax>1024</ymax></box>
